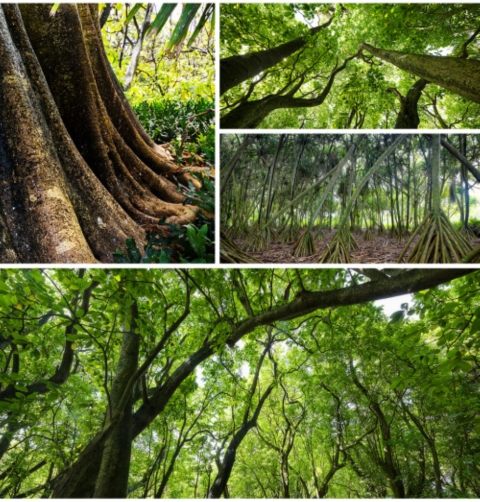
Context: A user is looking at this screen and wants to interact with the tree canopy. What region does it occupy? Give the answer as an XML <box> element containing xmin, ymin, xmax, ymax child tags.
<box><xmin>220</xmin><ymin>3</ymin><xmax>480</xmax><ymax>129</ymax></box>
<box><xmin>0</xmin><ymin>268</ymin><xmax>478</xmax><ymax>498</ymax></box>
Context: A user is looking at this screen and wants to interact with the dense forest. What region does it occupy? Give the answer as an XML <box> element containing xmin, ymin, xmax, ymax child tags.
<box><xmin>0</xmin><ymin>268</ymin><xmax>478</xmax><ymax>498</ymax></box>
<box><xmin>220</xmin><ymin>3</ymin><xmax>480</xmax><ymax>129</ymax></box>
<box><xmin>0</xmin><ymin>4</ymin><xmax>214</xmax><ymax>264</ymax></box>
<box><xmin>221</xmin><ymin>134</ymin><xmax>480</xmax><ymax>263</ymax></box>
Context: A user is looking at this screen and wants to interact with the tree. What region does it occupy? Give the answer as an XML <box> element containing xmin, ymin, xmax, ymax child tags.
<box><xmin>220</xmin><ymin>4</ymin><xmax>480</xmax><ymax>129</ymax></box>
<box><xmin>220</xmin><ymin>15</ymin><xmax>333</xmax><ymax>95</ymax></box>
<box><xmin>359</xmin><ymin>43</ymin><xmax>480</xmax><ymax>105</ymax></box>
<box><xmin>0</xmin><ymin>268</ymin><xmax>474</xmax><ymax>498</ymax></box>
<box><xmin>0</xmin><ymin>4</ymin><xmax>203</xmax><ymax>263</ymax></box>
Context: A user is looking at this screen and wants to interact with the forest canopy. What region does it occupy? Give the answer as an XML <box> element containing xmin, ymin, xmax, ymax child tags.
<box><xmin>0</xmin><ymin>268</ymin><xmax>478</xmax><ymax>498</ymax></box>
<box><xmin>220</xmin><ymin>3</ymin><xmax>480</xmax><ymax>129</ymax></box>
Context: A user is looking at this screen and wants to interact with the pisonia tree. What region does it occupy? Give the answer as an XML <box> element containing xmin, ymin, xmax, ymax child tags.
<box><xmin>0</xmin><ymin>4</ymin><xmax>200</xmax><ymax>263</ymax></box>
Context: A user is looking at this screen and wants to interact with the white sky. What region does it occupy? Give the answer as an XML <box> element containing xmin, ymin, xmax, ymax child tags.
<box><xmin>375</xmin><ymin>293</ymin><xmax>413</xmax><ymax>316</ymax></box>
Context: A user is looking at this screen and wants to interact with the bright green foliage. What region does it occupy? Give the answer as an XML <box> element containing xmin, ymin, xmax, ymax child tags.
<box><xmin>133</xmin><ymin>99</ymin><xmax>214</xmax><ymax>165</ymax></box>
<box><xmin>0</xmin><ymin>269</ymin><xmax>479</xmax><ymax>497</ymax></box>
<box><xmin>221</xmin><ymin>3</ymin><xmax>480</xmax><ymax>128</ymax></box>
<box><xmin>103</xmin><ymin>4</ymin><xmax>214</xmax><ymax>104</ymax></box>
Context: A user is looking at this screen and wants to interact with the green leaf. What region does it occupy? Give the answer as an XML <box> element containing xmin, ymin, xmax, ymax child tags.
<box><xmin>166</xmin><ymin>4</ymin><xmax>201</xmax><ymax>51</ymax></box>
<box><xmin>147</xmin><ymin>4</ymin><xmax>177</xmax><ymax>37</ymax></box>
<box><xmin>124</xmin><ymin>3</ymin><xmax>143</xmax><ymax>25</ymax></box>
<box><xmin>126</xmin><ymin>238</ymin><xmax>142</xmax><ymax>263</ymax></box>
<box><xmin>187</xmin><ymin>4</ymin><xmax>214</xmax><ymax>47</ymax></box>
<box><xmin>0</xmin><ymin>282</ymin><xmax>10</xmax><ymax>293</ymax></box>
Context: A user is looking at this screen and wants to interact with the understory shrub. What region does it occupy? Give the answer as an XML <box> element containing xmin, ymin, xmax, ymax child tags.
<box><xmin>133</xmin><ymin>98</ymin><xmax>214</xmax><ymax>165</ymax></box>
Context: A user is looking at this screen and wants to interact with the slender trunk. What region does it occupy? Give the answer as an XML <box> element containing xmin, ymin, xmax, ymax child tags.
<box><xmin>123</xmin><ymin>4</ymin><xmax>152</xmax><ymax>91</ymax></box>
<box><xmin>431</xmin><ymin>135</ymin><xmax>441</xmax><ymax>212</ymax></box>
<box><xmin>93</xmin><ymin>301</ymin><xmax>140</xmax><ymax>497</ymax></box>
<box><xmin>360</xmin><ymin>43</ymin><xmax>480</xmax><ymax>104</ymax></box>
<box><xmin>441</xmin><ymin>136</ymin><xmax>480</xmax><ymax>183</ymax></box>
<box><xmin>221</xmin><ymin>135</ymin><xmax>250</xmax><ymax>193</ymax></box>
<box><xmin>208</xmin><ymin>384</ymin><xmax>274</xmax><ymax>498</ymax></box>
<box><xmin>336</xmin><ymin>135</ymin><xmax>408</xmax><ymax>234</ymax></box>
<box><xmin>460</xmin><ymin>136</ymin><xmax>470</xmax><ymax>226</ymax></box>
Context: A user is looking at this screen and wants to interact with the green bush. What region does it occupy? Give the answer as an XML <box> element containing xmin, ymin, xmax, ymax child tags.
<box><xmin>133</xmin><ymin>98</ymin><xmax>214</xmax><ymax>165</ymax></box>
<box><xmin>113</xmin><ymin>172</ymin><xmax>215</xmax><ymax>264</ymax></box>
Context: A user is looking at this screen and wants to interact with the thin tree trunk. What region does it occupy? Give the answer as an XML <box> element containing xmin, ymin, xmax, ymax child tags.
<box><xmin>123</xmin><ymin>4</ymin><xmax>152</xmax><ymax>91</ymax></box>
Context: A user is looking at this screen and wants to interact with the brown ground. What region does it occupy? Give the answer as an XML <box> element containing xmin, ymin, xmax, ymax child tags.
<box><xmin>230</xmin><ymin>230</ymin><xmax>480</xmax><ymax>264</ymax></box>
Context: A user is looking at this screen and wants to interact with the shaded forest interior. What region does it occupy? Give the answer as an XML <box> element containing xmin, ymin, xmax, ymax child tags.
<box><xmin>0</xmin><ymin>268</ymin><xmax>479</xmax><ymax>498</ymax></box>
<box><xmin>220</xmin><ymin>3</ymin><xmax>480</xmax><ymax>129</ymax></box>
<box><xmin>221</xmin><ymin>134</ymin><xmax>480</xmax><ymax>263</ymax></box>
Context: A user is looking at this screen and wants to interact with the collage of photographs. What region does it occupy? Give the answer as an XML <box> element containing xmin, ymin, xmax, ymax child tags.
<box><xmin>0</xmin><ymin>1</ymin><xmax>479</xmax><ymax>499</ymax></box>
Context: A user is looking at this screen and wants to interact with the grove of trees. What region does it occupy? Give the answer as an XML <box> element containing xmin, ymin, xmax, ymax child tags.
<box><xmin>1</xmin><ymin>268</ymin><xmax>479</xmax><ymax>498</ymax></box>
<box><xmin>220</xmin><ymin>3</ymin><xmax>480</xmax><ymax>129</ymax></box>
<box><xmin>221</xmin><ymin>133</ymin><xmax>480</xmax><ymax>263</ymax></box>
<box><xmin>0</xmin><ymin>4</ymin><xmax>214</xmax><ymax>264</ymax></box>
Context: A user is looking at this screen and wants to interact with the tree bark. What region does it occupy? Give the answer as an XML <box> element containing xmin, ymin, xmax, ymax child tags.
<box><xmin>388</xmin><ymin>78</ymin><xmax>428</xmax><ymax>128</ymax></box>
<box><xmin>93</xmin><ymin>301</ymin><xmax>140</xmax><ymax>497</ymax></box>
<box><xmin>220</xmin><ymin>19</ymin><xmax>332</xmax><ymax>95</ymax></box>
<box><xmin>360</xmin><ymin>43</ymin><xmax>480</xmax><ymax>104</ymax></box>
<box><xmin>0</xmin><ymin>4</ymin><xmax>197</xmax><ymax>263</ymax></box>
<box><xmin>208</xmin><ymin>384</ymin><xmax>274</xmax><ymax>498</ymax></box>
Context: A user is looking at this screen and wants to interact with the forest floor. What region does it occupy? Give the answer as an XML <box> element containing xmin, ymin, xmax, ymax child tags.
<box><xmin>230</xmin><ymin>229</ymin><xmax>480</xmax><ymax>264</ymax></box>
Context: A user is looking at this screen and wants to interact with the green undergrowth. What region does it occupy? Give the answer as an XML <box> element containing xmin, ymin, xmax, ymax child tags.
<box><xmin>133</xmin><ymin>98</ymin><xmax>214</xmax><ymax>165</ymax></box>
<box><xmin>114</xmin><ymin>172</ymin><xmax>215</xmax><ymax>264</ymax></box>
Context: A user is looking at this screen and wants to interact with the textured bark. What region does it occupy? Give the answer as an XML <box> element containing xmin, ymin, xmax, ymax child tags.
<box><xmin>388</xmin><ymin>78</ymin><xmax>428</xmax><ymax>128</ymax></box>
<box><xmin>220</xmin><ymin>20</ymin><xmax>332</xmax><ymax>95</ymax></box>
<box><xmin>360</xmin><ymin>43</ymin><xmax>480</xmax><ymax>104</ymax></box>
<box><xmin>0</xmin><ymin>4</ymin><xmax>196</xmax><ymax>264</ymax></box>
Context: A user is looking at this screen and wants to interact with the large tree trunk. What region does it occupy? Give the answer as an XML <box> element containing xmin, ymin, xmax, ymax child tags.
<box><xmin>220</xmin><ymin>19</ymin><xmax>332</xmax><ymax>95</ymax></box>
<box><xmin>0</xmin><ymin>4</ymin><xmax>196</xmax><ymax>264</ymax></box>
<box><xmin>360</xmin><ymin>43</ymin><xmax>480</xmax><ymax>104</ymax></box>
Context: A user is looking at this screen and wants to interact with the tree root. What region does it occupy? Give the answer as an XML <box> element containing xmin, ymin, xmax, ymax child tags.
<box><xmin>363</xmin><ymin>227</ymin><xmax>374</xmax><ymax>241</ymax></box>
<box><xmin>242</xmin><ymin>224</ymin><xmax>271</xmax><ymax>252</ymax></box>
<box><xmin>317</xmin><ymin>231</ymin><xmax>353</xmax><ymax>264</ymax></box>
<box><xmin>398</xmin><ymin>210</ymin><xmax>472</xmax><ymax>263</ymax></box>
<box><xmin>220</xmin><ymin>232</ymin><xmax>261</xmax><ymax>263</ymax></box>
<box><xmin>281</xmin><ymin>223</ymin><xmax>300</xmax><ymax>243</ymax></box>
<box><xmin>291</xmin><ymin>229</ymin><xmax>317</xmax><ymax>257</ymax></box>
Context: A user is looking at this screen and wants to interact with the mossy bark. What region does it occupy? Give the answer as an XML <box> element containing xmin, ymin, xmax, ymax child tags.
<box><xmin>0</xmin><ymin>4</ymin><xmax>197</xmax><ymax>263</ymax></box>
